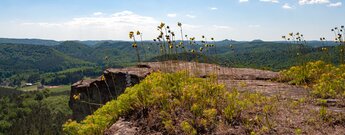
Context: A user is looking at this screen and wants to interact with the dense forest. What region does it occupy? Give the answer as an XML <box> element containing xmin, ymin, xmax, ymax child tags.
<box><xmin>0</xmin><ymin>38</ymin><xmax>341</xmax><ymax>87</ymax></box>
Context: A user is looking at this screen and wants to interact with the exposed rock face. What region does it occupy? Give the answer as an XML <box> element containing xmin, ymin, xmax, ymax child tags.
<box><xmin>69</xmin><ymin>65</ymin><xmax>154</xmax><ymax>121</ymax></box>
<box><xmin>104</xmin><ymin>118</ymin><xmax>138</xmax><ymax>135</ymax></box>
<box><xmin>69</xmin><ymin>61</ymin><xmax>299</xmax><ymax>121</ymax></box>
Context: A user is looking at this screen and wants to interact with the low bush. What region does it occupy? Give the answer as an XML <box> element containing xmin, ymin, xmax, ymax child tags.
<box><xmin>63</xmin><ymin>71</ymin><xmax>273</xmax><ymax>134</ymax></box>
<box><xmin>279</xmin><ymin>61</ymin><xmax>345</xmax><ymax>98</ymax></box>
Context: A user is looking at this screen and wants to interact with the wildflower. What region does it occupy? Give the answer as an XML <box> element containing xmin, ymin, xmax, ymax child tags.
<box><xmin>211</xmin><ymin>37</ymin><xmax>214</xmax><ymax>41</ymax></box>
<box><xmin>73</xmin><ymin>93</ymin><xmax>81</xmax><ymax>100</ymax></box>
<box><xmin>178</xmin><ymin>22</ymin><xmax>182</xmax><ymax>27</ymax></box>
<box><xmin>129</xmin><ymin>31</ymin><xmax>134</xmax><ymax>39</ymax></box>
<box><xmin>200</xmin><ymin>47</ymin><xmax>203</xmax><ymax>52</ymax></box>
<box><xmin>132</xmin><ymin>43</ymin><xmax>138</xmax><ymax>48</ymax></box>
<box><xmin>136</xmin><ymin>31</ymin><xmax>141</xmax><ymax>35</ymax></box>
<box><xmin>159</xmin><ymin>22</ymin><xmax>165</xmax><ymax>29</ymax></box>
<box><xmin>282</xmin><ymin>36</ymin><xmax>286</xmax><ymax>39</ymax></box>
<box><xmin>289</xmin><ymin>33</ymin><xmax>293</xmax><ymax>36</ymax></box>
<box><xmin>341</xmin><ymin>25</ymin><xmax>344</xmax><ymax>29</ymax></box>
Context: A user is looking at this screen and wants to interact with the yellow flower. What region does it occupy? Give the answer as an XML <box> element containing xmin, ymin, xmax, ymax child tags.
<box><xmin>136</xmin><ymin>31</ymin><xmax>141</xmax><ymax>35</ymax></box>
<box><xmin>132</xmin><ymin>43</ymin><xmax>138</xmax><ymax>48</ymax></box>
<box><xmin>129</xmin><ymin>31</ymin><xmax>134</xmax><ymax>39</ymax></box>
<box><xmin>101</xmin><ymin>75</ymin><xmax>106</xmax><ymax>81</ymax></box>
<box><xmin>73</xmin><ymin>93</ymin><xmax>81</xmax><ymax>100</ymax></box>
<box><xmin>159</xmin><ymin>22</ymin><xmax>165</xmax><ymax>29</ymax></box>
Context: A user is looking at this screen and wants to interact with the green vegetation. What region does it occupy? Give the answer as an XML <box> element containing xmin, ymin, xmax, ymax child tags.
<box><xmin>280</xmin><ymin>61</ymin><xmax>345</xmax><ymax>98</ymax></box>
<box><xmin>0</xmin><ymin>90</ymin><xmax>71</xmax><ymax>135</ymax></box>
<box><xmin>0</xmin><ymin>37</ymin><xmax>342</xmax><ymax>87</ymax></box>
<box><xmin>63</xmin><ymin>72</ymin><xmax>276</xmax><ymax>134</ymax></box>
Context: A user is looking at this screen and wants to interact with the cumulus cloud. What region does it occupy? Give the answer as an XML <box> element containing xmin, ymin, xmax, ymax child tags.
<box><xmin>93</xmin><ymin>12</ymin><xmax>103</xmax><ymax>16</ymax></box>
<box><xmin>212</xmin><ymin>25</ymin><xmax>232</xmax><ymax>29</ymax></box>
<box><xmin>10</xmin><ymin>11</ymin><xmax>234</xmax><ymax>40</ymax></box>
<box><xmin>298</xmin><ymin>0</ymin><xmax>330</xmax><ymax>5</ymax></box>
<box><xmin>167</xmin><ymin>13</ymin><xmax>177</xmax><ymax>18</ymax></box>
<box><xmin>210</xmin><ymin>7</ymin><xmax>218</xmax><ymax>10</ymax></box>
<box><xmin>20</xmin><ymin>11</ymin><xmax>160</xmax><ymax>40</ymax></box>
<box><xmin>248</xmin><ymin>24</ymin><xmax>261</xmax><ymax>28</ymax></box>
<box><xmin>328</xmin><ymin>2</ymin><xmax>342</xmax><ymax>7</ymax></box>
<box><xmin>282</xmin><ymin>3</ymin><xmax>293</xmax><ymax>9</ymax></box>
<box><xmin>239</xmin><ymin>0</ymin><xmax>249</xmax><ymax>3</ymax></box>
<box><xmin>260</xmin><ymin>0</ymin><xmax>279</xmax><ymax>3</ymax></box>
<box><xmin>186</xmin><ymin>14</ymin><xmax>196</xmax><ymax>18</ymax></box>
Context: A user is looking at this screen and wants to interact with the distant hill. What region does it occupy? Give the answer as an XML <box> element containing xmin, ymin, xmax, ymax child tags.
<box><xmin>0</xmin><ymin>38</ymin><xmax>342</xmax><ymax>87</ymax></box>
<box><xmin>0</xmin><ymin>43</ymin><xmax>93</xmax><ymax>72</ymax></box>
<box><xmin>0</xmin><ymin>38</ymin><xmax>60</xmax><ymax>46</ymax></box>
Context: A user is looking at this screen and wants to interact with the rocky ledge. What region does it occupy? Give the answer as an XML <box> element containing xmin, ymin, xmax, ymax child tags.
<box><xmin>69</xmin><ymin>61</ymin><xmax>303</xmax><ymax>121</ymax></box>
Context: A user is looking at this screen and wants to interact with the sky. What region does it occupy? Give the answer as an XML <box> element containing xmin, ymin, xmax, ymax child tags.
<box><xmin>0</xmin><ymin>0</ymin><xmax>344</xmax><ymax>41</ymax></box>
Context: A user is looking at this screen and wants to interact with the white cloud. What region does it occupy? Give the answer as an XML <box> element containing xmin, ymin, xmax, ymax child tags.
<box><xmin>248</xmin><ymin>24</ymin><xmax>261</xmax><ymax>28</ymax></box>
<box><xmin>328</xmin><ymin>2</ymin><xmax>342</xmax><ymax>7</ymax></box>
<box><xmin>260</xmin><ymin>0</ymin><xmax>279</xmax><ymax>3</ymax></box>
<box><xmin>12</xmin><ymin>11</ymin><xmax>234</xmax><ymax>40</ymax></box>
<box><xmin>167</xmin><ymin>13</ymin><xmax>177</xmax><ymax>18</ymax></box>
<box><xmin>19</xmin><ymin>10</ymin><xmax>160</xmax><ymax>40</ymax></box>
<box><xmin>282</xmin><ymin>3</ymin><xmax>293</xmax><ymax>9</ymax></box>
<box><xmin>212</xmin><ymin>25</ymin><xmax>231</xmax><ymax>29</ymax></box>
<box><xmin>93</xmin><ymin>12</ymin><xmax>103</xmax><ymax>16</ymax></box>
<box><xmin>210</xmin><ymin>7</ymin><xmax>218</xmax><ymax>10</ymax></box>
<box><xmin>239</xmin><ymin>0</ymin><xmax>249</xmax><ymax>3</ymax></box>
<box><xmin>298</xmin><ymin>0</ymin><xmax>330</xmax><ymax>5</ymax></box>
<box><xmin>186</xmin><ymin>14</ymin><xmax>196</xmax><ymax>19</ymax></box>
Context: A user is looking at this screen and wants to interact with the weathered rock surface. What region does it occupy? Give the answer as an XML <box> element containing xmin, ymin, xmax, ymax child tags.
<box><xmin>69</xmin><ymin>65</ymin><xmax>154</xmax><ymax>121</ymax></box>
<box><xmin>69</xmin><ymin>61</ymin><xmax>307</xmax><ymax>121</ymax></box>
<box><xmin>104</xmin><ymin>118</ymin><xmax>138</xmax><ymax>135</ymax></box>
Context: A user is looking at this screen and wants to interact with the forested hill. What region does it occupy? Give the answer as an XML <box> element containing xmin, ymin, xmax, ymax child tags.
<box><xmin>0</xmin><ymin>38</ymin><xmax>341</xmax><ymax>86</ymax></box>
<box><xmin>0</xmin><ymin>43</ymin><xmax>93</xmax><ymax>72</ymax></box>
<box><xmin>0</xmin><ymin>38</ymin><xmax>60</xmax><ymax>46</ymax></box>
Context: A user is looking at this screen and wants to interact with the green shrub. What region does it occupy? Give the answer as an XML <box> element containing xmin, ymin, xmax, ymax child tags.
<box><xmin>63</xmin><ymin>71</ymin><xmax>271</xmax><ymax>134</ymax></box>
<box><xmin>280</xmin><ymin>61</ymin><xmax>345</xmax><ymax>98</ymax></box>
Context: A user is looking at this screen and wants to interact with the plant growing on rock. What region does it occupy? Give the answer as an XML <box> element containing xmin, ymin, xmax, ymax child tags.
<box><xmin>331</xmin><ymin>25</ymin><xmax>345</xmax><ymax>64</ymax></box>
<box><xmin>129</xmin><ymin>31</ymin><xmax>141</xmax><ymax>64</ymax></box>
<box><xmin>63</xmin><ymin>72</ymin><xmax>274</xmax><ymax>134</ymax></box>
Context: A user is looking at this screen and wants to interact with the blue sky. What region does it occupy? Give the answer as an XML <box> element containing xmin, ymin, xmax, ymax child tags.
<box><xmin>0</xmin><ymin>0</ymin><xmax>344</xmax><ymax>41</ymax></box>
